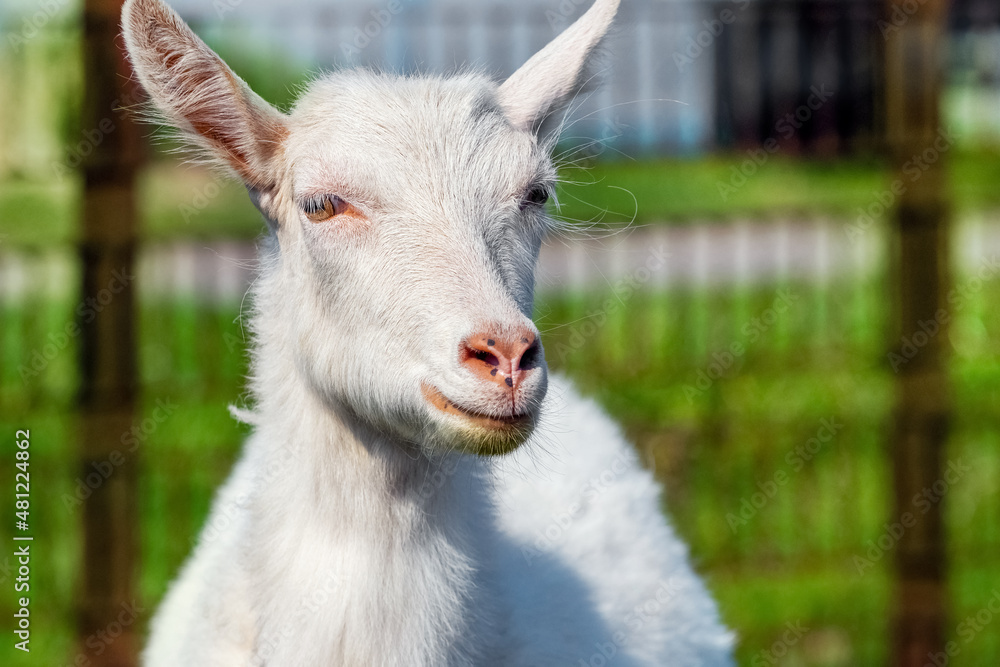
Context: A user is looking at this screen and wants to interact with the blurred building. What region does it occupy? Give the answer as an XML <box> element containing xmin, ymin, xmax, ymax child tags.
<box><xmin>2</xmin><ymin>0</ymin><xmax>1000</xmax><ymax>176</ymax></box>
<box><xmin>168</xmin><ymin>0</ymin><xmax>1000</xmax><ymax>156</ymax></box>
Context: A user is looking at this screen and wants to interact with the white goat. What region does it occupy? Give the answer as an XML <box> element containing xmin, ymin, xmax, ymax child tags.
<box><xmin>122</xmin><ymin>0</ymin><xmax>734</xmax><ymax>664</ymax></box>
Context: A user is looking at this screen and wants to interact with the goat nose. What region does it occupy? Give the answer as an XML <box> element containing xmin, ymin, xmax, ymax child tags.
<box><xmin>461</xmin><ymin>329</ymin><xmax>541</xmax><ymax>391</ymax></box>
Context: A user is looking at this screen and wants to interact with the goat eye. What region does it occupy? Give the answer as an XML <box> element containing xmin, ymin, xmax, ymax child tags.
<box><xmin>523</xmin><ymin>185</ymin><xmax>549</xmax><ymax>208</ymax></box>
<box><xmin>302</xmin><ymin>195</ymin><xmax>351</xmax><ymax>222</ymax></box>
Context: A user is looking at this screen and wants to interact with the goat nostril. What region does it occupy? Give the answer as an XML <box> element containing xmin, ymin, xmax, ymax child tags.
<box><xmin>472</xmin><ymin>348</ymin><xmax>500</xmax><ymax>367</ymax></box>
<box><xmin>517</xmin><ymin>339</ymin><xmax>541</xmax><ymax>371</ymax></box>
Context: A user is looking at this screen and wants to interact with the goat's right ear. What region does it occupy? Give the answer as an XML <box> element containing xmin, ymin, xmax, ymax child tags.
<box><xmin>498</xmin><ymin>0</ymin><xmax>620</xmax><ymax>134</ymax></box>
<box><xmin>121</xmin><ymin>0</ymin><xmax>286</xmax><ymax>191</ymax></box>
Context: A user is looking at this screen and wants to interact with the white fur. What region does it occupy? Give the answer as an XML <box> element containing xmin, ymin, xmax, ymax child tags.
<box><xmin>122</xmin><ymin>0</ymin><xmax>734</xmax><ymax>664</ymax></box>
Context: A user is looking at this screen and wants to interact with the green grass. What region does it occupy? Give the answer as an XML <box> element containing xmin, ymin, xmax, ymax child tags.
<box><xmin>1</xmin><ymin>265</ymin><xmax>998</xmax><ymax>666</ymax></box>
<box><xmin>553</xmin><ymin>150</ymin><xmax>1000</xmax><ymax>225</ymax></box>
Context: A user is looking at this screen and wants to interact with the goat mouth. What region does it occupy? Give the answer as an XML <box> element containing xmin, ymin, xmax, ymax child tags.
<box><xmin>420</xmin><ymin>383</ymin><xmax>534</xmax><ymax>432</ymax></box>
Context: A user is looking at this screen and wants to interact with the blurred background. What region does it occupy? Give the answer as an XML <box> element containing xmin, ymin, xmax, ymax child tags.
<box><xmin>1</xmin><ymin>0</ymin><xmax>998</xmax><ymax>665</ymax></box>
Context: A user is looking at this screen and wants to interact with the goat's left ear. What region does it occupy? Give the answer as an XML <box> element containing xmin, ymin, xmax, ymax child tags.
<box><xmin>498</xmin><ymin>0</ymin><xmax>620</xmax><ymax>134</ymax></box>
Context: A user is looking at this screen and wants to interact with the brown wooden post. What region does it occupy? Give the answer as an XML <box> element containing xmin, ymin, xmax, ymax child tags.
<box><xmin>883</xmin><ymin>0</ymin><xmax>951</xmax><ymax>665</ymax></box>
<box><xmin>78</xmin><ymin>0</ymin><xmax>143</xmax><ymax>665</ymax></box>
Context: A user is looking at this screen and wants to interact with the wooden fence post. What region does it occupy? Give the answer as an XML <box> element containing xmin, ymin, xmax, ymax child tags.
<box><xmin>883</xmin><ymin>0</ymin><xmax>952</xmax><ymax>665</ymax></box>
<box><xmin>78</xmin><ymin>0</ymin><xmax>143</xmax><ymax>665</ymax></box>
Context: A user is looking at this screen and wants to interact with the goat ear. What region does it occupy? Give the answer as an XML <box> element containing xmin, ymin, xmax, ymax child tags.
<box><xmin>498</xmin><ymin>0</ymin><xmax>620</xmax><ymax>134</ymax></box>
<box><xmin>121</xmin><ymin>0</ymin><xmax>286</xmax><ymax>189</ymax></box>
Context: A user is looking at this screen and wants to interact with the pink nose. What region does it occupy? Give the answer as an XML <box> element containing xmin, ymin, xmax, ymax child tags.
<box><xmin>460</xmin><ymin>328</ymin><xmax>541</xmax><ymax>392</ymax></box>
